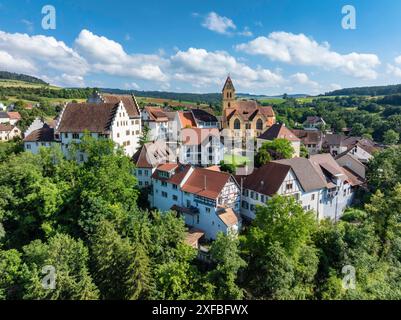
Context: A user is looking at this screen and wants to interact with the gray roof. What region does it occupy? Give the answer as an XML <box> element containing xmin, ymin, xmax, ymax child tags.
<box><xmin>273</xmin><ymin>157</ymin><xmax>327</xmax><ymax>192</ymax></box>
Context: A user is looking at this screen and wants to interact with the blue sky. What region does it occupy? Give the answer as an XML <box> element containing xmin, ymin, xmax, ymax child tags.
<box><xmin>1</xmin><ymin>0</ymin><xmax>401</xmax><ymax>95</ymax></box>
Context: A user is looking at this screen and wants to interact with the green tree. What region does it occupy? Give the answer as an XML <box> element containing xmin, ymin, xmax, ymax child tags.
<box><xmin>23</xmin><ymin>233</ymin><xmax>99</xmax><ymax>300</ymax></box>
<box><xmin>208</xmin><ymin>232</ymin><xmax>246</xmax><ymax>299</ymax></box>
<box><xmin>139</xmin><ymin>124</ymin><xmax>151</xmax><ymax>146</ymax></box>
<box><xmin>256</xmin><ymin>138</ymin><xmax>294</xmax><ymax>166</ymax></box>
<box><xmin>383</xmin><ymin>129</ymin><xmax>399</xmax><ymax>145</ymax></box>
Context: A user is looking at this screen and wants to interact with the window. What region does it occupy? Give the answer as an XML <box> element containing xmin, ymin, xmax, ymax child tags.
<box><xmin>255</xmin><ymin>193</ymin><xmax>259</xmax><ymax>201</ymax></box>
<box><xmin>245</xmin><ymin>123</ymin><xmax>251</xmax><ymax>130</ymax></box>
<box><xmin>79</xmin><ymin>154</ymin><xmax>84</xmax><ymax>162</ymax></box>
<box><xmin>172</xmin><ymin>195</ymin><xmax>178</xmax><ymax>201</ymax></box>
<box><xmin>250</xmin><ymin>191</ymin><xmax>254</xmax><ymax>199</ymax></box>
<box><xmin>286</xmin><ymin>183</ymin><xmax>293</xmax><ymax>191</ymax></box>
<box><xmin>144</xmin><ymin>181</ymin><xmax>148</xmax><ymax>186</ymax></box>
<box><xmin>64</xmin><ymin>133</ymin><xmax>69</xmax><ymax>139</ymax></box>
<box><xmin>256</xmin><ymin>119</ymin><xmax>263</xmax><ymax>130</ymax></box>
<box><xmin>139</xmin><ymin>181</ymin><xmax>143</xmax><ymax>186</ymax></box>
<box><xmin>261</xmin><ymin>195</ymin><xmax>265</xmax><ymax>203</ymax></box>
<box><xmin>126</xmin><ymin>130</ymin><xmax>130</xmax><ymax>135</ymax></box>
<box><xmin>26</xmin><ymin>144</ymin><xmax>31</xmax><ymax>149</ymax></box>
<box><xmin>234</xmin><ymin>119</ymin><xmax>241</xmax><ymax>130</ymax></box>
<box><xmin>161</xmin><ymin>191</ymin><xmax>168</xmax><ymax>198</ymax></box>
<box><xmin>186</xmin><ymin>200</ymin><xmax>191</xmax><ymax>207</ymax></box>
<box><xmin>138</xmin><ymin>170</ymin><xmax>142</xmax><ymax>176</ymax></box>
<box><xmin>250</xmin><ymin>204</ymin><xmax>255</xmax><ymax>211</ymax></box>
<box><xmin>311</xmin><ymin>194</ymin><xmax>315</xmax><ymax>201</ymax></box>
<box><xmin>135</xmin><ymin>120</ymin><xmax>139</xmax><ymax>125</ymax></box>
<box><xmin>117</xmin><ymin>133</ymin><xmax>120</xmax><ymax>138</ymax></box>
<box><xmin>173</xmin><ymin>184</ymin><xmax>178</xmax><ymax>190</ymax></box>
<box><xmin>161</xmin><ymin>181</ymin><xmax>167</xmax><ymax>187</ymax></box>
<box><xmin>206</xmin><ymin>207</ymin><xmax>211</xmax><ymax>213</ymax></box>
<box><xmin>135</xmin><ymin>130</ymin><xmax>140</xmax><ymax>135</ymax></box>
<box><xmin>196</xmin><ymin>215</ymin><xmax>200</xmax><ymax>224</ymax></box>
<box><xmin>241</xmin><ymin>201</ymin><xmax>249</xmax><ymax>209</ymax></box>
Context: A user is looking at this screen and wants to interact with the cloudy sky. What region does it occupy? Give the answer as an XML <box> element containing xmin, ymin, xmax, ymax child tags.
<box><xmin>0</xmin><ymin>0</ymin><xmax>401</xmax><ymax>95</ymax></box>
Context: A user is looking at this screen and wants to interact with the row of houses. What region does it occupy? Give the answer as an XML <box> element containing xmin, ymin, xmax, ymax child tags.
<box><xmin>20</xmin><ymin>77</ymin><xmax>372</xmax><ymax>245</ymax></box>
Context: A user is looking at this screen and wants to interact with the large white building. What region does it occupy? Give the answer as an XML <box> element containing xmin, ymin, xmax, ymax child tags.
<box><xmin>150</xmin><ymin>163</ymin><xmax>241</xmax><ymax>240</ymax></box>
<box><xmin>55</xmin><ymin>101</ymin><xmax>139</xmax><ymax>158</ymax></box>
<box><xmin>239</xmin><ymin>154</ymin><xmax>364</xmax><ymax>221</ymax></box>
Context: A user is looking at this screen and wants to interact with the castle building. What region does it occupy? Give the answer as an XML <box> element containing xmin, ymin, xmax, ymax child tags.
<box><xmin>221</xmin><ymin>76</ymin><xmax>276</xmax><ymax>139</ymax></box>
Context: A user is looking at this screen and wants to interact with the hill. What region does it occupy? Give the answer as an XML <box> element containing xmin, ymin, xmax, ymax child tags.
<box><xmin>0</xmin><ymin>71</ymin><xmax>48</xmax><ymax>85</ymax></box>
<box><xmin>326</xmin><ymin>83</ymin><xmax>401</xmax><ymax>96</ymax></box>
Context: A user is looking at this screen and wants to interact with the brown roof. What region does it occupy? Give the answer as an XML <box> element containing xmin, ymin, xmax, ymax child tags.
<box><xmin>24</xmin><ymin>124</ymin><xmax>54</xmax><ymax>142</ymax></box>
<box><xmin>178</xmin><ymin>111</ymin><xmax>197</xmax><ymax>128</ymax></box>
<box><xmin>341</xmin><ymin>166</ymin><xmax>365</xmax><ymax>186</ymax></box>
<box><xmin>181</xmin><ymin>127</ymin><xmax>219</xmax><ymax>145</ymax></box>
<box><xmin>181</xmin><ymin>168</ymin><xmax>232</xmax><ymax>199</ymax></box>
<box><xmin>274</xmin><ymin>157</ymin><xmax>327</xmax><ymax>192</ymax></box>
<box><xmin>132</xmin><ymin>141</ymin><xmax>170</xmax><ymax>168</ymax></box>
<box><xmin>184</xmin><ymin>228</ymin><xmax>205</xmax><ymax>248</ymax></box>
<box><xmin>291</xmin><ymin>129</ymin><xmax>322</xmax><ymax>145</ymax></box>
<box><xmin>144</xmin><ymin>107</ymin><xmax>168</xmax><ymax>122</ymax></box>
<box><xmin>309</xmin><ymin>154</ymin><xmax>346</xmax><ymax>184</ymax></box>
<box><xmin>151</xmin><ymin>163</ymin><xmax>192</xmax><ymax>185</ymax></box>
<box><xmin>242</xmin><ymin>162</ymin><xmax>291</xmax><ymax>196</ymax></box>
<box><xmin>7</xmin><ymin>112</ymin><xmax>21</xmax><ymax>120</ymax></box>
<box><xmin>0</xmin><ymin>123</ymin><xmax>14</xmax><ymax>131</ymax></box>
<box><xmin>258</xmin><ymin>123</ymin><xmax>300</xmax><ymax>142</ymax></box>
<box><xmin>222</xmin><ymin>76</ymin><xmax>235</xmax><ymax>91</ymax></box>
<box><xmin>100</xmin><ymin>93</ymin><xmax>140</xmax><ymax>118</ymax></box>
<box><xmin>191</xmin><ymin>109</ymin><xmax>218</xmax><ymax>123</ymax></box>
<box><xmin>57</xmin><ymin>102</ymin><xmax>118</xmax><ymax>133</ymax></box>
<box><xmin>225</xmin><ymin>101</ymin><xmax>275</xmax><ymax>121</ymax></box>
<box><xmin>218</xmin><ymin>207</ymin><xmax>239</xmax><ymax>227</ymax></box>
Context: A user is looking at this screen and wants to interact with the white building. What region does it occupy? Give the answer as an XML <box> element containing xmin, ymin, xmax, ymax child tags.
<box><xmin>55</xmin><ymin>101</ymin><xmax>139</xmax><ymax>158</ymax></box>
<box><xmin>239</xmin><ymin>155</ymin><xmax>363</xmax><ymax>222</ymax></box>
<box><xmin>179</xmin><ymin>127</ymin><xmax>223</xmax><ymax>166</ymax></box>
<box><xmin>257</xmin><ymin>123</ymin><xmax>301</xmax><ymax>157</ymax></box>
<box><xmin>303</xmin><ymin>116</ymin><xmax>326</xmax><ymax>131</ymax></box>
<box><xmin>142</xmin><ymin>107</ymin><xmax>169</xmax><ymax>141</ymax></box>
<box><xmin>0</xmin><ymin>123</ymin><xmax>21</xmax><ymax>142</ymax></box>
<box><xmin>151</xmin><ymin>163</ymin><xmax>241</xmax><ymax>240</ymax></box>
<box><xmin>0</xmin><ymin>111</ymin><xmax>21</xmax><ymax>125</ymax></box>
<box><xmin>88</xmin><ymin>92</ymin><xmax>141</xmax><ymax>151</ymax></box>
<box><xmin>23</xmin><ymin>124</ymin><xmax>56</xmax><ymax>153</ymax></box>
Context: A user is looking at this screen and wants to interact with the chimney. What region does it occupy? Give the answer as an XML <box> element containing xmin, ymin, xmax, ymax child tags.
<box><xmin>204</xmin><ymin>175</ymin><xmax>207</xmax><ymax>190</ymax></box>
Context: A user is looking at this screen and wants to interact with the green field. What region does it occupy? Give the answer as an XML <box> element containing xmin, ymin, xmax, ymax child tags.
<box><xmin>0</xmin><ymin>79</ymin><xmax>60</xmax><ymax>89</ymax></box>
<box><xmin>223</xmin><ymin>154</ymin><xmax>251</xmax><ymax>165</ymax></box>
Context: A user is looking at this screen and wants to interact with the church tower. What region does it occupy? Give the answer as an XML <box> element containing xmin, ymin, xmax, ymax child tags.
<box><xmin>222</xmin><ymin>76</ymin><xmax>236</xmax><ymax>111</ymax></box>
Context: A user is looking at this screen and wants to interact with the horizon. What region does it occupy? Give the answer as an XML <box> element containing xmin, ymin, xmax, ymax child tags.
<box><xmin>1</xmin><ymin>1</ymin><xmax>401</xmax><ymax>95</ymax></box>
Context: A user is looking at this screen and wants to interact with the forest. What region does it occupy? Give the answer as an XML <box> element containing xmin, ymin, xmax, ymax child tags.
<box><xmin>1</xmin><ymin>135</ymin><xmax>401</xmax><ymax>300</ymax></box>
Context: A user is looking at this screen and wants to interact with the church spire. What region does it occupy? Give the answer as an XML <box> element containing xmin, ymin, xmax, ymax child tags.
<box><xmin>222</xmin><ymin>76</ymin><xmax>235</xmax><ymax>111</ymax></box>
<box><xmin>222</xmin><ymin>75</ymin><xmax>235</xmax><ymax>92</ymax></box>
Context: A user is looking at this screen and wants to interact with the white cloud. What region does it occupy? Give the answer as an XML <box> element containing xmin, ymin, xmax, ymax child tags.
<box><xmin>387</xmin><ymin>64</ymin><xmax>401</xmax><ymax>78</ymax></box>
<box><xmin>170</xmin><ymin>47</ymin><xmax>284</xmax><ymax>90</ymax></box>
<box><xmin>238</xmin><ymin>26</ymin><xmax>253</xmax><ymax>37</ymax></box>
<box><xmin>329</xmin><ymin>83</ymin><xmax>342</xmax><ymax>91</ymax></box>
<box><xmin>0</xmin><ymin>30</ymin><xmax>88</xmax><ymax>77</ymax></box>
<box><xmin>0</xmin><ymin>50</ymin><xmax>36</xmax><ymax>73</ymax></box>
<box><xmin>236</xmin><ymin>31</ymin><xmax>380</xmax><ymax>80</ymax></box>
<box><xmin>290</xmin><ymin>72</ymin><xmax>319</xmax><ymax>88</ymax></box>
<box><xmin>394</xmin><ymin>55</ymin><xmax>401</xmax><ymax>65</ymax></box>
<box><xmin>74</xmin><ymin>29</ymin><xmax>168</xmax><ymax>81</ymax></box>
<box><xmin>202</xmin><ymin>12</ymin><xmax>236</xmax><ymax>35</ymax></box>
<box><xmin>124</xmin><ymin>82</ymin><xmax>140</xmax><ymax>90</ymax></box>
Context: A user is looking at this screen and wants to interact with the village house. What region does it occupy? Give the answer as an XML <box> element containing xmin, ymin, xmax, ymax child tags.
<box><xmin>291</xmin><ymin>129</ymin><xmax>324</xmax><ymax>155</ymax></box>
<box><xmin>303</xmin><ymin>116</ymin><xmax>326</xmax><ymax>131</ymax></box>
<box><xmin>141</xmin><ymin>106</ymin><xmax>169</xmax><ymax>141</ymax></box>
<box><xmin>335</xmin><ymin>152</ymin><xmax>367</xmax><ymax>179</ymax></box>
<box><xmin>221</xmin><ymin>76</ymin><xmax>276</xmax><ymax>139</ymax></box>
<box><xmin>239</xmin><ymin>159</ymin><xmax>326</xmax><ymax>220</ymax></box>
<box><xmin>0</xmin><ymin>111</ymin><xmax>21</xmax><ymax>125</ymax></box>
<box><xmin>23</xmin><ymin>124</ymin><xmax>55</xmax><ymax>153</ymax></box>
<box><xmin>55</xmin><ymin>101</ymin><xmax>139</xmax><ymax>158</ymax></box>
<box><xmin>132</xmin><ymin>140</ymin><xmax>173</xmax><ymax>188</ymax></box>
<box><xmin>239</xmin><ymin>154</ymin><xmax>364</xmax><ymax>222</ymax></box>
<box><xmin>257</xmin><ymin>123</ymin><xmax>301</xmax><ymax>157</ymax></box>
<box><xmin>150</xmin><ymin>163</ymin><xmax>241</xmax><ymax>240</ymax></box>
<box><xmin>87</xmin><ymin>91</ymin><xmax>141</xmax><ymax>151</ymax></box>
<box><xmin>0</xmin><ymin>123</ymin><xmax>21</xmax><ymax>142</ymax></box>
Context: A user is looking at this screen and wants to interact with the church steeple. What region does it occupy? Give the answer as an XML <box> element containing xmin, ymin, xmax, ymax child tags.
<box><xmin>222</xmin><ymin>75</ymin><xmax>235</xmax><ymax>110</ymax></box>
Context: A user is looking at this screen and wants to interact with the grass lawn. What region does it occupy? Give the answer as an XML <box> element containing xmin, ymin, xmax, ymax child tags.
<box><xmin>223</xmin><ymin>154</ymin><xmax>251</xmax><ymax>165</ymax></box>
<box><xmin>0</xmin><ymin>79</ymin><xmax>60</xmax><ymax>89</ymax></box>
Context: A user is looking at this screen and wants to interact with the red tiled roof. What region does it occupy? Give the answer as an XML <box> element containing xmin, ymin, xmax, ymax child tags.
<box><xmin>181</xmin><ymin>168</ymin><xmax>232</xmax><ymax>199</ymax></box>
<box><xmin>132</xmin><ymin>141</ymin><xmax>170</xmax><ymax>168</ymax></box>
<box><xmin>151</xmin><ymin>163</ymin><xmax>192</xmax><ymax>185</ymax></box>
<box><xmin>0</xmin><ymin>123</ymin><xmax>14</xmax><ymax>131</ymax></box>
<box><xmin>144</xmin><ymin>107</ymin><xmax>168</xmax><ymax>122</ymax></box>
<box><xmin>7</xmin><ymin>112</ymin><xmax>21</xmax><ymax>120</ymax></box>
<box><xmin>184</xmin><ymin>228</ymin><xmax>205</xmax><ymax>248</ymax></box>
<box><xmin>178</xmin><ymin>111</ymin><xmax>197</xmax><ymax>128</ymax></box>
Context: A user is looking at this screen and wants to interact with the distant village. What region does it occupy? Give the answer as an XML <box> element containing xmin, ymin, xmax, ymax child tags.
<box><xmin>1</xmin><ymin>77</ymin><xmax>381</xmax><ymax>248</ymax></box>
